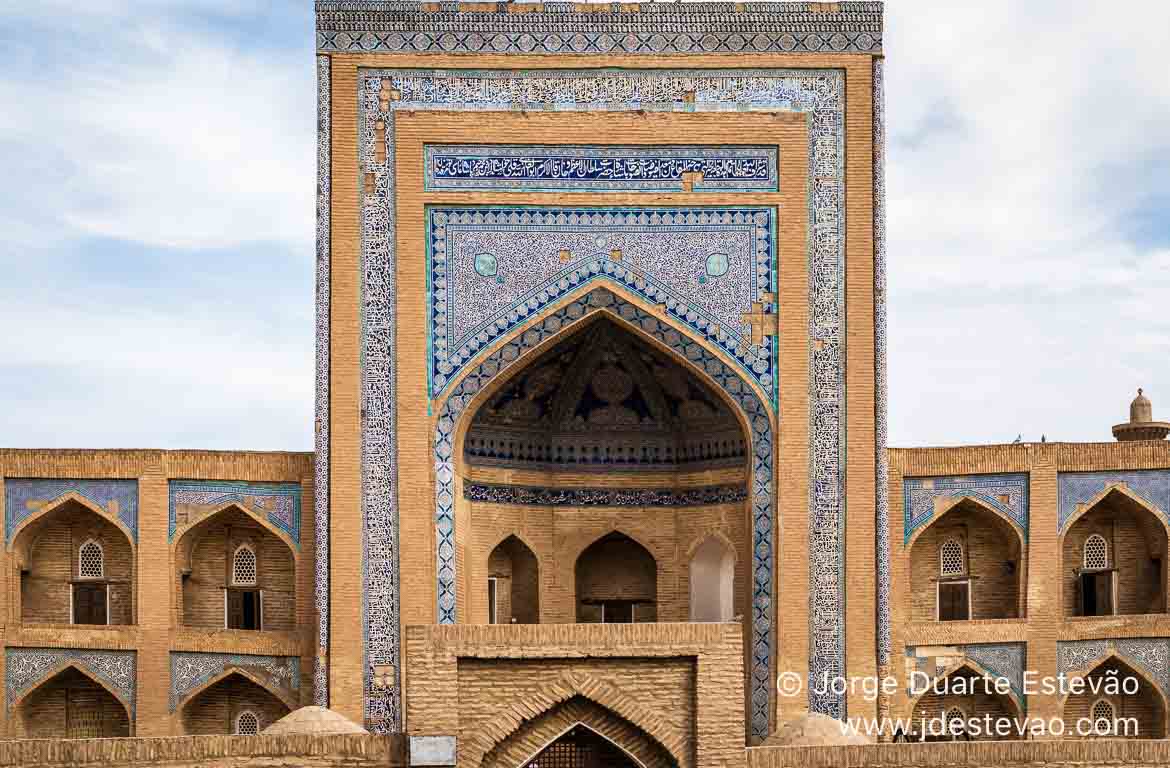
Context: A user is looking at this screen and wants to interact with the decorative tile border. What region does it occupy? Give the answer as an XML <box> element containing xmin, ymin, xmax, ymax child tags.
<box><xmin>6</xmin><ymin>647</ymin><xmax>136</xmax><ymax>717</ymax></box>
<box><xmin>903</xmin><ymin>474</ymin><xmax>1030</xmax><ymax>544</ymax></box>
<box><xmin>169</xmin><ymin>652</ymin><xmax>299</xmax><ymax>713</ymax></box>
<box><xmin>315</xmin><ymin>53</ymin><xmax>331</xmax><ymax>709</ymax></box>
<box><xmin>4</xmin><ymin>478</ymin><xmax>138</xmax><ymax>544</ymax></box>
<box><xmin>1058</xmin><ymin>470</ymin><xmax>1170</xmax><ymax>531</ymax></box>
<box><xmin>873</xmin><ymin>57</ymin><xmax>891</xmax><ymax>677</ymax></box>
<box><xmin>424</xmin><ymin>145</ymin><xmax>778</xmax><ymax>192</ymax></box>
<box><xmin>464</xmin><ymin>481</ymin><xmax>748</xmax><ymax>507</ymax></box>
<box><xmin>168</xmin><ymin>480</ymin><xmax>302</xmax><ymax>546</ymax></box>
<box><xmin>426</xmin><ymin>205</ymin><xmax>777</xmax><ymax>405</ymax></box>
<box><xmin>433</xmin><ymin>288</ymin><xmax>776</xmax><ymax>735</ymax></box>
<box><xmin>317</xmin><ymin>1</ymin><xmax>883</xmax><ymax>55</ymax></box>
<box><xmin>1058</xmin><ymin>639</ymin><xmax>1170</xmax><ymax>699</ymax></box>
<box><xmin>359</xmin><ymin>66</ymin><xmax>848</xmax><ymax>731</ymax></box>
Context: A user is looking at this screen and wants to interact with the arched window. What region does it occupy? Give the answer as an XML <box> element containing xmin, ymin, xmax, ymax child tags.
<box><xmin>944</xmin><ymin>706</ymin><xmax>966</xmax><ymax>738</ymax></box>
<box><xmin>1084</xmin><ymin>534</ymin><xmax>1109</xmax><ymax>570</ymax></box>
<box><xmin>232</xmin><ymin>545</ymin><xmax>258</xmax><ymax>587</ymax></box>
<box><xmin>235</xmin><ymin>710</ymin><xmax>260</xmax><ymax>736</ymax></box>
<box><xmin>78</xmin><ymin>540</ymin><xmax>104</xmax><ymax>579</ymax></box>
<box><xmin>940</xmin><ymin>538</ymin><xmax>965</xmax><ymax>577</ymax></box>
<box><xmin>1090</xmin><ymin>698</ymin><xmax>1115</xmax><ymax>735</ymax></box>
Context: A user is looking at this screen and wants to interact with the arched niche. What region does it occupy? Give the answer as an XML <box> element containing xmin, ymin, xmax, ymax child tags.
<box><xmin>1062</xmin><ymin>655</ymin><xmax>1167</xmax><ymax>739</ymax></box>
<box><xmin>1062</xmin><ymin>488</ymin><xmax>1168</xmax><ymax>618</ymax></box>
<box><xmin>487</xmin><ymin>535</ymin><xmax>540</xmax><ymax>624</ymax></box>
<box><xmin>907</xmin><ymin>497</ymin><xmax>1025</xmax><ymax>622</ymax></box>
<box><xmin>576</xmin><ymin>532</ymin><xmax>657</xmax><ymax>623</ymax></box>
<box><xmin>12</xmin><ymin>498</ymin><xmax>135</xmax><ymax>626</ymax></box>
<box><xmin>908</xmin><ymin>662</ymin><xmax>1022</xmax><ymax>741</ymax></box>
<box><xmin>174</xmin><ymin>505</ymin><xmax>295</xmax><ymax>632</ymax></box>
<box><xmin>689</xmin><ymin>535</ymin><xmax>735</xmax><ymax>622</ymax></box>
<box><xmin>179</xmin><ymin>670</ymin><xmax>291</xmax><ymax>736</ymax></box>
<box><xmin>14</xmin><ymin>665</ymin><xmax>130</xmax><ymax>739</ymax></box>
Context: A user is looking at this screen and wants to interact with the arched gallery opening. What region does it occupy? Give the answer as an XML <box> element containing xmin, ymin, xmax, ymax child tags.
<box><xmin>1062</xmin><ymin>489</ymin><xmax>1167</xmax><ymax>617</ymax></box>
<box><xmin>14</xmin><ymin>666</ymin><xmax>130</xmax><ymax>739</ymax></box>
<box><xmin>909</xmin><ymin>664</ymin><xmax>1022</xmax><ymax>741</ymax></box>
<box><xmin>13</xmin><ymin>498</ymin><xmax>135</xmax><ymax>626</ymax></box>
<box><xmin>458</xmin><ymin>314</ymin><xmax>752</xmax><ymax>625</ymax></box>
<box><xmin>180</xmin><ymin>672</ymin><xmax>291</xmax><ymax>736</ymax></box>
<box><xmin>488</xmin><ymin>535</ymin><xmax>540</xmax><ymax>624</ymax></box>
<box><xmin>1063</xmin><ymin>657</ymin><xmax>1166</xmax><ymax>739</ymax></box>
<box><xmin>908</xmin><ymin>497</ymin><xmax>1025</xmax><ymax>622</ymax></box>
<box><xmin>175</xmin><ymin>505</ymin><xmax>296</xmax><ymax>632</ymax></box>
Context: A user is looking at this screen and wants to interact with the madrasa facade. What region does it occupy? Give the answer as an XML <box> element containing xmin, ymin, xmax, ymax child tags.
<box><xmin>3</xmin><ymin>1</ymin><xmax>1170</xmax><ymax>764</ymax></box>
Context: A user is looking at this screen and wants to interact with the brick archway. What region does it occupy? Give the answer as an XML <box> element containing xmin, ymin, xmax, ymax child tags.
<box><xmin>1060</xmin><ymin>652</ymin><xmax>1170</xmax><ymax>739</ymax></box>
<box><xmin>176</xmin><ymin>668</ymin><xmax>294</xmax><ymax>735</ymax></box>
<box><xmin>12</xmin><ymin>663</ymin><xmax>132</xmax><ymax>739</ymax></box>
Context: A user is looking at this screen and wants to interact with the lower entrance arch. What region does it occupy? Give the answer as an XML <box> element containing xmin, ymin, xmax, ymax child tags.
<box><xmin>482</xmin><ymin>695</ymin><xmax>677</xmax><ymax>768</ymax></box>
<box><xmin>14</xmin><ymin>665</ymin><xmax>130</xmax><ymax>739</ymax></box>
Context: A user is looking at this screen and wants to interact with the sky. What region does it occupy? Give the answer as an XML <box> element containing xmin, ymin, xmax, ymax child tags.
<box><xmin>0</xmin><ymin>1</ymin><xmax>1167</xmax><ymax>451</ymax></box>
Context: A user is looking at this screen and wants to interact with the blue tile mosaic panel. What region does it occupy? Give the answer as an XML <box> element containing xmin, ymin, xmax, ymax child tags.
<box><xmin>906</xmin><ymin>643</ymin><xmax>1025</xmax><ymax>706</ymax></box>
<box><xmin>426</xmin><ymin>206</ymin><xmax>778</xmax><ymax>408</ymax></box>
<box><xmin>903</xmin><ymin>474</ymin><xmax>1029</xmax><ymax>544</ymax></box>
<box><xmin>314</xmin><ymin>53</ymin><xmax>332</xmax><ymax>709</ymax></box>
<box><xmin>424</xmin><ymin>145</ymin><xmax>778</xmax><ymax>192</ymax></box>
<box><xmin>465</xmin><ymin>482</ymin><xmax>748</xmax><ymax>507</ymax></box>
<box><xmin>169</xmin><ymin>652</ymin><xmax>299</xmax><ymax>712</ymax></box>
<box><xmin>6</xmin><ymin>648</ymin><xmax>136</xmax><ymax>717</ymax></box>
<box><xmin>433</xmin><ymin>288</ymin><xmax>776</xmax><ymax>735</ymax></box>
<box><xmin>4</xmin><ymin>478</ymin><xmax>138</xmax><ymax>544</ymax></box>
<box><xmin>1058</xmin><ymin>639</ymin><xmax>1170</xmax><ymax>699</ymax></box>
<box><xmin>168</xmin><ymin>480</ymin><xmax>302</xmax><ymax>546</ymax></box>
<box><xmin>1058</xmin><ymin>470</ymin><xmax>1170</xmax><ymax>531</ymax></box>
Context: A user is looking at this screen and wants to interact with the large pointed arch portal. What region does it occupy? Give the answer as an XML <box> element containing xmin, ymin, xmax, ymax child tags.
<box><xmin>434</xmin><ymin>287</ymin><xmax>776</xmax><ymax>734</ymax></box>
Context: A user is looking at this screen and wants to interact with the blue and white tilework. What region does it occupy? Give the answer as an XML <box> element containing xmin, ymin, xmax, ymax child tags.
<box><xmin>426</xmin><ymin>206</ymin><xmax>777</xmax><ymax>406</ymax></box>
<box><xmin>906</xmin><ymin>643</ymin><xmax>1026</xmax><ymax>707</ymax></box>
<box><xmin>4</xmin><ymin>478</ymin><xmax>138</xmax><ymax>544</ymax></box>
<box><xmin>424</xmin><ymin>145</ymin><xmax>778</xmax><ymax>193</ymax></box>
<box><xmin>315</xmin><ymin>53</ymin><xmax>332</xmax><ymax>709</ymax></box>
<box><xmin>904</xmin><ymin>474</ymin><xmax>1029</xmax><ymax>544</ymax></box>
<box><xmin>168</xmin><ymin>480</ymin><xmax>302</xmax><ymax>546</ymax></box>
<box><xmin>358</xmin><ymin>67</ymin><xmax>848</xmax><ymax>732</ymax></box>
<box><xmin>433</xmin><ymin>288</ymin><xmax>776</xmax><ymax>735</ymax></box>
<box><xmin>169</xmin><ymin>652</ymin><xmax>299</xmax><ymax>713</ymax></box>
<box><xmin>6</xmin><ymin>648</ymin><xmax>136</xmax><ymax>717</ymax></box>
<box><xmin>1058</xmin><ymin>639</ymin><xmax>1170</xmax><ymax>697</ymax></box>
<box><xmin>317</xmin><ymin>2</ymin><xmax>883</xmax><ymax>55</ymax></box>
<box><xmin>1058</xmin><ymin>470</ymin><xmax>1170</xmax><ymax>531</ymax></box>
<box><xmin>873</xmin><ymin>57</ymin><xmax>891</xmax><ymax>675</ymax></box>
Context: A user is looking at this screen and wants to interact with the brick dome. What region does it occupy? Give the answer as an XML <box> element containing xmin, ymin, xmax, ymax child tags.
<box><xmin>261</xmin><ymin>706</ymin><xmax>368</xmax><ymax>735</ymax></box>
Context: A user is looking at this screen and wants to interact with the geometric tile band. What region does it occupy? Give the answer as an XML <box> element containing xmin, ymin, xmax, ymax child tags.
<box><xmin>1058</xmin><ymin>470</ymin><xmax>1170</xmax><ymax>531</ymax></box>
<box><xmin>168</xmin><ymin>480</ymin><xmax>302</xmax><ymax>546</ymax></box>
<box><xmin>317</xmin><ymin>1</ymin><xmax>884</xmax><ymax>55</ymax></box>
<box><xmin>903</xmin><ymin>473</ymin><xmax>1030</xmax><ymax>544</ymax></box>
<box><xmin>432</xmin><ymin>288</ymin><xmax>776</xmax><ymax>738</ymax></box>
<box><xmin>6</xmin><ymin>647</ymin><xmax>137</xmax><ymax>718</ymax></box>
<box><xmin>425</xmin><ymin>145</ymin><xmax>778</xmax><ymax>192</ymax></box>
<box><xmin>464</xmin><ymin>482</ymin><xmax>748</xmax><ymax>508</ymax></box>
<box><xmin>314</xmin><ymin>52</ymin><xmax>332</xmax><ymax>709</ymax></box>
<box><xmin>169</xmin><ymin>652</ymin><xmax>299</xmax><ymax>713</ymax></box>
<box><xmin>4</xmin><ymin>478</ymin><xmax>138</xmax><ymax>544</ymax></box>
<box><xmin>1058</xmin><ymin>639</ymin><xmax>1170</xmax><ymax>700</ymax></box>
<box><xmin>426</xmin><ymin>205</ymin><xmax>778</xmax><ymax>405</ymax></box>
<box><xmin>873</xmin><ymin>56</ymin><xmax>891</xmax><ymax>675</ymax></box>
<box><xmin>359</xmin><ymin>66</ymin><xmax>847</xmax><ymax>731</ymax></box>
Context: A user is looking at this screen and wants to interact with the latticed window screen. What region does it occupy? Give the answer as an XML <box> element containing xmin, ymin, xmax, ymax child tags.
<box><xmin>233</xmin><ymin>545</ymin><xmax>258</xmax><ymax>586</ymax></box>
<box><xmin>236</xmin><ymin>711</ymin><xmax>260</xmax><ymax>735</ymax></box>
<box><xmin>1091</xmin><ymin>699</ymin><xmax>1115</xmax><ymax>732</ymax></box>
<box><xmin>939</xmin><ymin>538</ymin><xmax>965</xmax><ymax>577</ymax></box>
<box><xmin>945</xmin><ymin>707</ymin><xmax>966</xmax><ymax>733</ymax></box>
<box><xmin>1084</xmin><ymin>534</ymin><xmax>1109</xmax><ymax>570</ymax></box>
<box><xmin>78</xmin><ymin>540</ymin><xmax>104</xmax><ymax>579</ymax></box>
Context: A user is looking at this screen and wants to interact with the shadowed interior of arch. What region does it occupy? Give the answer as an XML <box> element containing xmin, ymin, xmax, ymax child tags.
<box><xmin>1063</xmin><ymin>488</ymin><xmax>1168</xmax><ymax>617</ymax></box>
<box><xmin>1063</xmin><ymin>655</ymin><xmax>1167</xmax><ymax>739</ymax></box>
<box><xmin>180</xmin><ymin>670</ymin><xmax>290</xmax><ymax>736</ymax></box>
<box><xmin>909</xmin><ymin>663</ymin><xmax>1022</xmax><ymax>741</ymax></box>
<box><xmin>908</xmin><ymin>497</ymin><xmax>1025</xmax><ymax>622</ymax></box>
<box><xmin>15</xmin><ymin>665</ymin><xmax>130</xmax><ymax>739</ymax></box>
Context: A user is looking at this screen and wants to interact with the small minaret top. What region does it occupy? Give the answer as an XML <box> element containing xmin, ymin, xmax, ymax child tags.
<box><xmin>1113</xmin><ymin>388</ymin><xmax>1170</xmax><ymax>442</ymax></box>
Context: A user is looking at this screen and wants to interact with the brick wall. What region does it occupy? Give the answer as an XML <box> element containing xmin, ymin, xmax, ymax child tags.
<box><xmin>747</xmin><ymin>740</ymin><xmax>1170</xmax><ymax>768</ymax></box>
<box><xmin>180</xmin><ymin>674</ymin><xmax>291</xmax><ymax>736</ymax></box>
